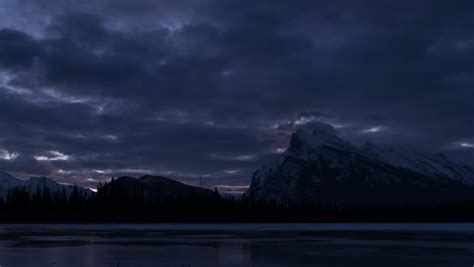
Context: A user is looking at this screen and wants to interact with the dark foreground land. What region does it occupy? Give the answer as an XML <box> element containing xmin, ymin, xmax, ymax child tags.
<box><xmin>2</xmin><ymin>181</ymin><xmax>474</xmax><ymax>223</ymax></box>
<box><xmin>0</xmin><ymin>223</ymin><xmax>472</xmax><ymax>267</ymax></box>
<box><xmin>1</xmin><ymin>175</ymin><xmax>474</xmax><ymax>222</ymax></box>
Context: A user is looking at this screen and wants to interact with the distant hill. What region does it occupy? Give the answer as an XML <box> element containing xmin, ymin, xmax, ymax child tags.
<box><xmin>97</xmin><ymin>175</ymin><xmax>219</xmax><ymax>204</ymax></box>
<box><xmin>245</xmin><ymin>123</ymin><xmax>474</xmax><ymax>209</ymax></box>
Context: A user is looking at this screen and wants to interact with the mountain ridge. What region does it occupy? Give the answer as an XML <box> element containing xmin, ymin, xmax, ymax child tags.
<box><xmin>97</xmin><ymin>175</ymin><xmax>219</xmax><ymax>204</ymax></box>
<box><xmin>0</xmin><ymin>172</ymin><xmax>94</xmax><ymax>200</ymax></box>
<box><xmin>245</xmin><ymin>123</ymin><xmax>474</xmax><ymax>208</ymax></box>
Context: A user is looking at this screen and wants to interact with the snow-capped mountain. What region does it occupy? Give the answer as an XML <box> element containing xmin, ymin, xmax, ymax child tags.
<box><xmin>0</xmin><ymin>172</ymin><xmax>94</xmax><ymax>200</ymax></box>
<box><xmin>245</xmin><ymin>123</ymin><xmax>474</xmax><ymax>208</ymax></box>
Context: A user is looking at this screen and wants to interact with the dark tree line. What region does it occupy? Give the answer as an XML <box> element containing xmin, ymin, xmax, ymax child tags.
<box><xmin>0</xmin><ymin>185</ymin><xmax>88</xmax><ymax>220</ymax></box>
<box><xmin>0</xmin><ymin>179</ymin><xmax>474</xmax><ymax>222</ymax></box>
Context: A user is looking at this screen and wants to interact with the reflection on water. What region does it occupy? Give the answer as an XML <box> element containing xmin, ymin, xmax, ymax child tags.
<box><xmin>0</xmin><ymin>224</ymin><xmax>472</xmax><ymax>266</ymax></box>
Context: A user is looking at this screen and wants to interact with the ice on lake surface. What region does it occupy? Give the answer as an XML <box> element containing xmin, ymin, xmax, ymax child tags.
<box><xmin>0</xmin><ymin>223</ymin><xmax>473</xmax><ymax>266</ymax></box>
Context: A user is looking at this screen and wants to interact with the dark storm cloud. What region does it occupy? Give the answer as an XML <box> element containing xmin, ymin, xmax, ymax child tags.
<box><xmin>1</xmin><ymin>0</ymin><xmax>474</xmax><ymax>189</ymax></box>
<box><xmin>0</xmin><ymin>29</ymin><xmax>42</xmax><ymax>68</ymax></box>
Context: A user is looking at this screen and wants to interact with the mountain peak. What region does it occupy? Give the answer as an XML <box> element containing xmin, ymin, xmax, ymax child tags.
<box><xmin>289</xmin><ymin>123</ymin><xmax>348</xmax><ymax>155</ymax></box>
<box><xmin>139</xmin><ymin>175</ymin><xmax>175</xmax><ymax>183</ymax></box>
<box><xmin>28</xmin><ymin>176</ymin><xmax>59</xmax><ymax>185</ymax></box>
<box><xmin>0</xmin><ymin>171</ymin><xmax>24</xmax><ymax>190</ymax></box>
<box><xmin>308</xmin><ymin>122</ymin><xmax>338</xmax><ymax>136</ymax></box>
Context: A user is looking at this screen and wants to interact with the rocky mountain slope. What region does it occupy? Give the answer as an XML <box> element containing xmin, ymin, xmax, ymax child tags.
<box><xmin>245</xmin><ymin>123</ymin><xmax>474</xmax><ymax>209</ymax></box>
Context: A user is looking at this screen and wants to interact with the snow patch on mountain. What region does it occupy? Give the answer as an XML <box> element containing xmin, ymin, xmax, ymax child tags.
<box><xmin>362</xmin><ymin>144</ymin><xmax>474</xmax><ymax>186</ymax></box>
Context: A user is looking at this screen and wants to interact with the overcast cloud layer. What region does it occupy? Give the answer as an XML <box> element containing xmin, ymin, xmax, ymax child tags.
<box><xmin>0</xmin><ymin>0</ymin><xmax>473</xmax><ymax>192</ymax></box>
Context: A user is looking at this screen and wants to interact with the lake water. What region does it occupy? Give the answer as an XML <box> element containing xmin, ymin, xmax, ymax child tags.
<box><xmin>0</xmin><ymin>223</ymin><xmax>472</xmax><ymax>266</ymax></box>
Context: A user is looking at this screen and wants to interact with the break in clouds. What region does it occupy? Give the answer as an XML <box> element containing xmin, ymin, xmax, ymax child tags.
<box><xmin>0</xmin><ymin>0</ymin><xmax>474</xmax><ymax>192</ymax></box>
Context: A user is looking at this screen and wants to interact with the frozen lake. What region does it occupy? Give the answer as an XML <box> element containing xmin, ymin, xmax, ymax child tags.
<box><xmin>0</xmin><ymin>223</ymin><xmax>472</xmax><ymax>266</ymax></box>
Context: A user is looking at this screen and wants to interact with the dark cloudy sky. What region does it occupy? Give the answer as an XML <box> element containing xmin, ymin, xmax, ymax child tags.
<box><xmin>1</xmin><ymin>0</ymin><xmax>474</xmax><ymax>192</ymax></box>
